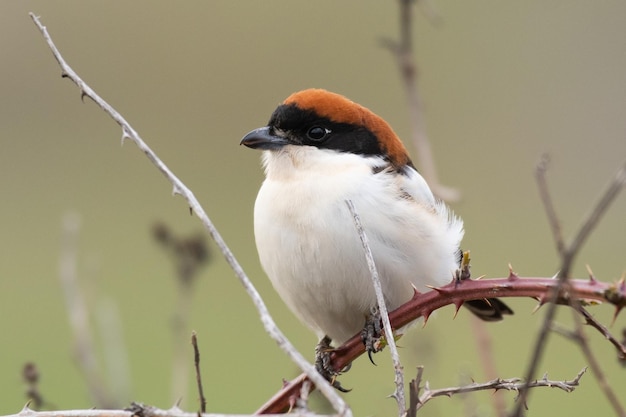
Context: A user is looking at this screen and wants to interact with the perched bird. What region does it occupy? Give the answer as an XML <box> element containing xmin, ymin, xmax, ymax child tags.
<box><xmin>241</xmin><ymin>89</ymin><xmax>511</xmax><ymax>381</ymax></box>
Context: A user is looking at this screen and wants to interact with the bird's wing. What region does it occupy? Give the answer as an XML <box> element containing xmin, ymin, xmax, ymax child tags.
<box><xmin>394</xmin><ymin>166</ymin><xmax>437</xmax><ymax>209</ymax></box>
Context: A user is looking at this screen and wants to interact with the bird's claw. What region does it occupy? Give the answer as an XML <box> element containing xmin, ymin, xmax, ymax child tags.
<box><xmin>361</xmin><ymin>307</ymin><xmax>384</xmax><ymax>365</ymax></box>
<box><xmin>314</xmin><ymin>336</ymin><xmax>351</xmax><ymax>392</ymax></box>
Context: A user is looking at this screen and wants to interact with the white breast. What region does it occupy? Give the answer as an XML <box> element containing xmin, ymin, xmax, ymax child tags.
<box><xmin>253</xmin><ymin>145</ymin><xmax>463</xmax><ymax>344</ymax></box>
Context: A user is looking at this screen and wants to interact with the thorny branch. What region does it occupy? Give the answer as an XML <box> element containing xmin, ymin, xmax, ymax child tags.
<box><xmin>257</xmin><ymin>272</ymin><xmax>626</xmax><ymax>414</ymax></box>
<box><xmin>29</xmin><ymin>13</ymin><xmax>351</xmax><ymax>417</ymax></box>
<box><xmin>407</xmin><ymin>366</ymin><xmax>587</xmax><ymax>416</ymax></box>
<box><xmin>575</xmin><ymin>301</ymin><xmax>626</xmax><ymax>360</ymax></box>
<box><xmin>569</xmin><ymin>307</ymin><xmax>626</xmax><ymax>417</ymax></box>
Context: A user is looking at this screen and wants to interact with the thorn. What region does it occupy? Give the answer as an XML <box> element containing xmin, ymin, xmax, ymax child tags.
<box><xmin>532</xmin><ymin>301</ymin><xmax>545</xmax><ymax>314</ymax></box>
<box><xmin>427</xmin><ymin>285</ymin><xmax>451</xmax><ymax>294</ymax></box>
<box><xmin>585</xmin><ymin>264</ymin><xmax>597</xmax><ymax>283</ymax></box>
<box><xmin>551</xmin><ymin>271</ymin><xmax>560</xmax><ymax>279</ymax></box>
<box><xmin>452</xmin><ymin>300</ymin><xmax>464</xmax><ymax>318</ymax></box>
<box><xmin>189</xmin><ymin>206</ymin><xmax>194</xmax><ymax>216</ymax></box>
<box><xmin>507</xmin><ymin>264</ymin><xmax>519</xmax><ymax>281</ymax></box>
<box><xmin>120</xmin><ymin>127</ymin><xmax>133</xmax><ymax>146</ymax></box>
<box><xmin>422</xmin><ymin>311</ymin><xmax>430</xmax><ymax>327</ymax></box>
<box><xmin>80</xmin><ymin>90</ymin><xmax>87</xmax><ymax>102</ymax></box>
<box><xmin>611</xmin><ymin>306</ymin><xmax>623</xmax><ymax>326</ymax></box>
<box><xmin>168</xmin><ymin>398</ymin><xmax>183</xmax><ymax>412</ymax></box>
<box><xmin>474</xmin><ymin>274</ymin><xmax>487</xmax><ymax>280</ymax></box>
<box><xmin>19</xmin><ymin>401</ymin><xmax>33</xmax><ymax>415</ymax></box>
<box><xmin>410</xmin><ymin>283</ymin><xmax>423</xmax><ymax>296</ymax></box>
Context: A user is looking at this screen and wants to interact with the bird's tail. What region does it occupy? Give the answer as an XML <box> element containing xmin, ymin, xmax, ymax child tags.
<box><xmin>464</xmin><ymin>298</ymin><xmax>514</xmax><ymax>322</ymax></box>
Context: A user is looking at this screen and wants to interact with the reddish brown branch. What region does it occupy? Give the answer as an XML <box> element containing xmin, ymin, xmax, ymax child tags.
<box><xmin>256</xmin><ymin>273</ymin><xmax>626</xmax><ymax>414</ymax></box>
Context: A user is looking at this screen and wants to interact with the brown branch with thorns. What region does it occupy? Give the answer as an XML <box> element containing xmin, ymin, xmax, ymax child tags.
<box><xmin>257</xmin><ymin>271</ymin><xmax>626</xmax><ymax>414</ymax></box>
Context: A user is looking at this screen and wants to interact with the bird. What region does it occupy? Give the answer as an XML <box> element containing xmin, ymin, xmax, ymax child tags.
<box><xmin>241</xmin><ymin>89</ymin><xmax>512</xmax><ymax>384</ymax></box>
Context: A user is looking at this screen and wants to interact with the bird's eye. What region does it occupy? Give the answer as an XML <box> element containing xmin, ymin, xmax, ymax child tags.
<box><xmin>307</xmin><ymin>126</ymin><xmax>330</xmax><ymax>141</ymax></box>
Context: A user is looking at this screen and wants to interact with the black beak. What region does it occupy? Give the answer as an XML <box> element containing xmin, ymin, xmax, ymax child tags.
<box><xmin>240</xmin><ymin>127</ymin><xmax>290</xmax><ymax>150</ymax></box>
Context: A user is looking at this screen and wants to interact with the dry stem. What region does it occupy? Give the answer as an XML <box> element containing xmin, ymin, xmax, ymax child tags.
<box><xmin>407</xmin><ymin>366</ymin><xmax>586</xmax><ymax>414</ymax></box>
<box><xmin>191</xmin><ymin>332</ymin><xmax>207</xmax><ymax>414</ymax></box>
<box><xmin>345</xmin><ymin>200</ymin><xmax>405</xmax><ymax>416</ymax></box>
<box><xmin>30</xmin><ymin>13</ymin><xmax>350</xmax><ymax>417</ymax></box>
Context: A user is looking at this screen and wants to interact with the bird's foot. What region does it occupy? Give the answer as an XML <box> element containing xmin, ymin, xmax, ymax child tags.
<box><xmin>361</xmin><ymin>306</ymin><xmax>384</xmax><ymax>365</ymax></box>
<box><xmin>314</xmin><ymin>336</ymin><xmax>351</xmax><ymax>392</ymax></box>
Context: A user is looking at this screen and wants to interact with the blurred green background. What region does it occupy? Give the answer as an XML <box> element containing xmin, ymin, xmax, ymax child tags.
<box><xmin>2</xmin><ymin>1</ymin><xmax>626</xmax><ymax>416</ymax></box>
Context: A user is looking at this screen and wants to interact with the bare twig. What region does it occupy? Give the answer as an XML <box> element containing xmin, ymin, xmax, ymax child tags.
<box><xmin>514</xmin><ymin>158</ymin><xmax>626</xmax><ymax>416</ymax></box>
<box><xmin>59</xmin><ymin>212</ymin><xmax>114</xmax><ymax>408</ymax></box>
<box><xmin>410</xmin><ymin>368</ymin><xmax>586</xmax><ymax>413</ymax></box>
<box><xmin>561</xmin><ymin>161</ymin><xmax>626</xmax><ymax>278</ymax></box>
<box><xmin>510</xmin><ymin>278</ymin><xmax>564</xmax><ymax>417</ymax></box>
<box><xmin>535</xmin><ymin>154</ymin><xmax>566</xmax><ymax>257</ymax></box>
<box><xmin>4</xmin><ymin>404</ymin><xmax>334</xmax><ymax>417</ymax></box>
<box><xmin>576</xmin><ymin>302</ymin><xmax>626</xmax><ymax>361</ymax></box>
<box><xmin>152</xmin><ymin>223</ymin><xmax>209</xmax><ymax>404</ymax></box>
<box><xmin>191</xmin><ymin>332</ymin><xmax>207</xmax><ymax>414</ymax></box>
<box><xmin>30</xmin><ymin>13</ymin><xmax>351</xmax><ymax>417</ymax></box>
<box><xmin>407</xmin><ymin>366</ymin><xmax>424</xmax><ymax>417</ymax></box>
<box><xmin>293</xmin><ymin>380</ymin><xmax>312</xmax><ymax>413</ymax></box>
<box><xmin>171</xmin><ymin>286</ymin><xmax>192</xmax><ymax>404</ymax></box>
<box><xmin>571</xmin><ymin>307</ymin><xmax>626</xmax><ymax>417</ymax></box>
<box><xmin>345</xmin><ymin>200</ymin><xmax>405</xmax><ymax>416</ymax></box>
<box><xmin>381</xmin><ymin>0</ymin><xmax>460</xmax><ymax>202</ymax></box>
<box><xmin>95</xmin><ymin>297</ymin><xmax>132</xmax><ymax>405</ymax></box>
<box><xmin>470</xmin><ymin>318</ymin><xmax>506</xmax><ymax>417</ymax></box>
<box><xmin>551</xmin><ymin>297</ymin><xmax>626</xmax><ymax>415</ymax></box>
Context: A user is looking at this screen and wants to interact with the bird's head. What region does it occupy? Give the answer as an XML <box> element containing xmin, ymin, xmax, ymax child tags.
<box><xmin>241</xmin><ymin>89</ymin><xmax>413</xmax><ymax>170</ymax></box>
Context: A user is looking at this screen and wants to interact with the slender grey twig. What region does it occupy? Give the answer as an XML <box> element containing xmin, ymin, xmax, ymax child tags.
<box><xmin>30</xmin><ymin>13</ymin><xmax>350</xmax><ymax>417</ymax></box>
<box><xmin>59</xmin><ymin>213</ymin><xmax>114</xmax><ymax>408</ymax></box>
<box><xmin>346</xmin><ymin>200</ymin><xmax>406</xmax><ymax>417</ymax></box>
